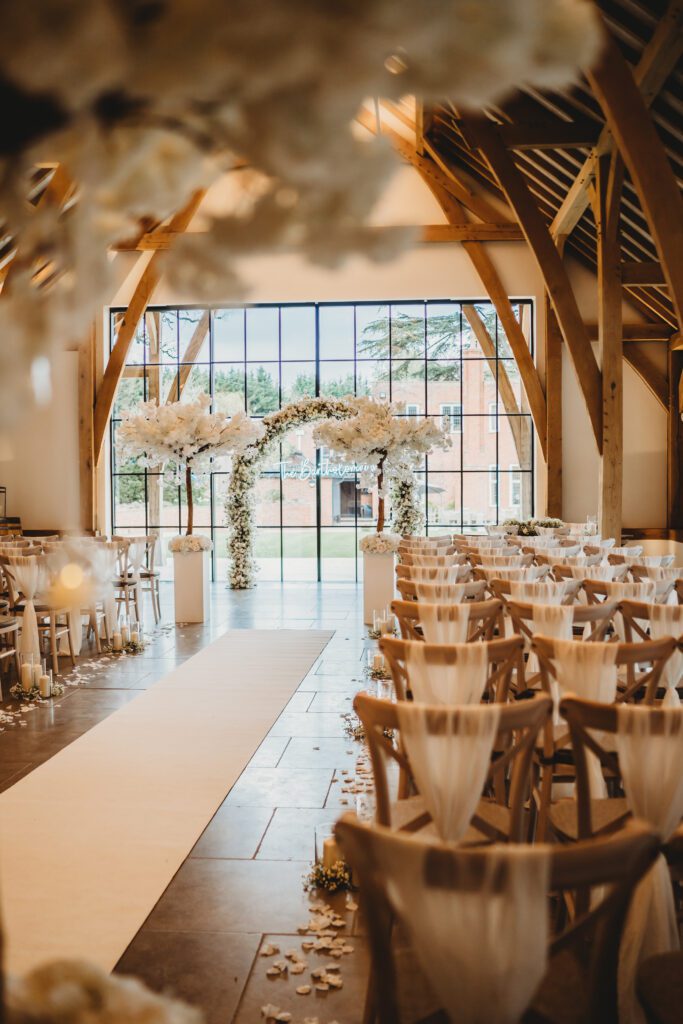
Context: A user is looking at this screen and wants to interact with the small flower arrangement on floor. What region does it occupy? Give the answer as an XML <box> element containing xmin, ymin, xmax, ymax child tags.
<box><xmin>103</xmin><ymin>638</ymin><xmax>145</xmax><ymax>656</ymax></box>
<box><xmin>304</xmin><ymin>860</ymin><xmax>353</xmax><ymax>893</ymax></box>
<box><xmin>10</xmin><ymin>678</ymin><xmax>65</xmax><ymax>702</ymax></box>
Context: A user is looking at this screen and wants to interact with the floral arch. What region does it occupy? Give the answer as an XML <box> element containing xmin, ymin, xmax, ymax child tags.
<box><xmin>225</xmin><ymin>396</ymin><xmax>423</xmax><ymax>588</ymax></box>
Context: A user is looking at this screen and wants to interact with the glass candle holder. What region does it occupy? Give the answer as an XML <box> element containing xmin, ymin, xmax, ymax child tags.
<box><xmin>314</xmin><ymin>822</ymin><xmax>338</xmax><ymax>866</ymax></box>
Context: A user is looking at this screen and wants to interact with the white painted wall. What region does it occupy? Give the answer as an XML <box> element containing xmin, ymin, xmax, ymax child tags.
<box><xmin>1</xmin><ymin>351</ymin><xmax>81</xmax><ymax>531</ymax></box>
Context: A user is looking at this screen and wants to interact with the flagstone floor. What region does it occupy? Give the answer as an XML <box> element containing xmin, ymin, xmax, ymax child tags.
<box><xmin>0</xmin><ymin>583</ymin><xmax>373</xmax><ymax>1024</ymax></box>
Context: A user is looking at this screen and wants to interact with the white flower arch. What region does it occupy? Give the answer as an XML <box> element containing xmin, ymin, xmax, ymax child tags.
<box><xmin>224</xmin><ymin>396</ymin><xmax>423</xmax><ymax>588</ymax></box>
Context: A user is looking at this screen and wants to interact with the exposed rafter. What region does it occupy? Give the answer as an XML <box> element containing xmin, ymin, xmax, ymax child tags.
<box><xmin>166</xmin><ymin>311</ymin><xmax>210</xmax><ymax>403</ymax></box>
<box><xmin>623</xmin><ymin>343</ymin><xmax>668</xmax><ymax>409</ymax></box>
<box><xmin>93</xmin><ymin>190</ymin><xmax>205</xmax><ymax>463</ymax></box>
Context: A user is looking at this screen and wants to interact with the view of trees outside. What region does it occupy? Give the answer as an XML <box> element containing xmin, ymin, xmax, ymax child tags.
<box><xmin>111</xmin><ymin>301</ymin><xmax>534</xmax><ymax>581</ymax></box>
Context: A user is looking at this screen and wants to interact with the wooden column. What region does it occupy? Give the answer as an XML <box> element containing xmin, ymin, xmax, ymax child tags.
<box><xmin>544</xmin><ymin>296</ymin><xmax>563</xmax><ymax>518</ymax></box>
<box><xmin>146</xmin><ymin>312</ymin><xmax>163</xmax><ymax>539</ymax></box>
<box><xmin>667</xmin><ymin>347</ymin><xmax>683</xmax><ymax>527</ymax></box>
<box><xmin>596</xmin><ymin>153</ymin><xmax>624</xmax><ymax>543</ymax></box>
<box><xmin>78</xmin><ymin>327</ymin><xmax>96</xmax><ymax>532</ymax></box>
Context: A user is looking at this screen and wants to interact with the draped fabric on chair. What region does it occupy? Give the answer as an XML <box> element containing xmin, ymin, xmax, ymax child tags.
<box><xmin>377</xmin><ymin>832</ymin><xmax>551</xmax><ymax>1024</ymax></box>
<box><xmin>408</xmin><ymin>553</ymin><xmax>460</xmax><ymax>568</ymax></box>
<box><xmin>7</xmin><ymin>556</ymin><xmax>45</xmax><ymax>659</ymax></box>
<box><xmin>650</xmin><ymin>604</ymin><xmax>683</xmax><ymax>706</ymax></box>
<box><xmin>418</xmin><ymin>603</ymin><xmax>471</xmax><ymax>643</ymax></box>
<box><xmin>415</xmin><ymin>581</ymin><xmax>467</xmax><ymax>603</ymax></box>
<box><xmin>531</xmin><ymin>604</ymin><xmax>573</xmax><ymax>640</ymax></box>
<box><xmin>616</xmin><ymin>706</ymin><xmax>683</xmax><ymax>1024</ymax></box>
<box><xmin>568</xmin><ymin>564</ymin><xmax>618</xmax><ymax>581</ymax></box>
<box><xmin>550</xmin><ymin>639</ymin><xmax>618</xmax><ymax>797</ymax></box>
<box><xmin>406</xmin><ymin>565</ymin><xmax>469</xmax><ymax>583</ymax></box>
<box><xmin>395</xmin><ymin>703</ymin><xmax>500</xmax><ymax>841</ymax></box>
<box><xmin>405</xmin><ymin>642</ymin><xmax>489</xmax><ymax>705</ymax></box>
<box><xmin>509</xmin><ymin>580</ymin><xmax>568</xmax><ymax>604</ymax></box>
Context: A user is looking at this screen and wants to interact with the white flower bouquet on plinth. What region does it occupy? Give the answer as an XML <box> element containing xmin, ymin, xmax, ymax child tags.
<box><xmin>314</xmin><ymin>397</ymin><xmax>450</xmax><ymax>622</ymax></box>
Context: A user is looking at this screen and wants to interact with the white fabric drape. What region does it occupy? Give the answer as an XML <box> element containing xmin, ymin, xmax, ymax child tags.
<box><xmin>551</xmin><ymin>639</ymin><xmax>618</xmax><ymax>797</ymax></box>
<box><xmin>378</xmin><ymin>833</ymin><xmax>551</xmax><ymax>1024</ymax></box>
<box><xmin>616</xmin><ymin>706</ymin><xmax>683</xmax><ymax>1024</ymax></box>
<box><xmin>406</xmin><ymin>642</ymin><xmax>489</xmax><ymax>705</ymax></box>
<box><xmin>415</xmin><ymin>581</ymin><xmax>468</xmax><ymax>603</ymax></box>
<box><xmin>509</xmin><ymin>580</ymin><xmax>568</xmax><ymax>605</ymax></box>
<box><xmin>418</xmin><ymin>603</ymin><xmax>471</xmax><ymax>644</ymax></box>
<box><xmin>531</xmin><ymin>604</ymin><xmax>573</xmax><ymax>640</ymax></box>
<box><xmin>649</xmin><ymin>604</ymin><xmax>683</xmax><ymax>706</ymax></box>
<box><xmin>410</xmin><ymin>553</ymin><xmax>460</xmax><ymax>568</ymax></box>
<box><xmin>482</xmin><ymin>566</ymin><xmax>549</xmax><ymax>582</ymax></box>
<box><xmin>567</xmin><ymin>564</ymin><xmax>617</xmax><ymax>582</ymax></box>
<box><xmin>396</xmin><ymin>703</ymin><xmax>500</xmax><ymax>841</ymax></box>
<box><xmin>8</xmin><ymin>556</ymin><xmax>45</xmax><ymax>661</ymax></box>
<box><xmin>407</xmin><ymin>565</ymin><xmax>469</xmax><ymax>584</ymax></box>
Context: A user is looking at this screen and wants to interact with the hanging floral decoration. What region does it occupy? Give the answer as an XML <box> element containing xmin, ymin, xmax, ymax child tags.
<box><xmin>118</xmin><ymin>394</ymin><xmax>263</xmax><ymax>546</ymax></box>
<box><xmin>313</xmin><ymin>397</ymin><xmax>450</xmax><ymax>546</ymax></box>
<box><xmin>0</xmin><ymin>0</ymin><xmax>600</xmax><ymax>426</ymax></box>
<box><xmin>391</xmin><ymin>477</ymin><xmax>425</xmax><ymax>537</ymax></box>
<box><xmin>225</xmin><ymin>396</ymin><xmax>355</xmax><ymax>588</ymax></box>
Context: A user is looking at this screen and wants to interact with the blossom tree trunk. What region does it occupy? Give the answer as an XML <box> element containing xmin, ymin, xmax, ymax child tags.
<box><xmin>185</xmin><ymin>465</ymin><xmax>194</xmax><ymax>535</ymax></box>
<box><xmin>376</xmin><ymin>454</ymin><xmax>386</xmax><ymax>534</ymax></box>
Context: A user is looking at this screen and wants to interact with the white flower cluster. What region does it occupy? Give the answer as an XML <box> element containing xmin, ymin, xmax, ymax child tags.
<box><xmin>226</xmin><ymin>396</ymin><xmax>356</xmax><ymax>588</ymax></box>
<box><xmin>168</xmin><ymin>535</ymin><xmax>213</xmax><ymax>554</ymax></box>
<box><xmin>8</xmin><ymin>959</ymin><xmax>200</xmax><ymax>1024</ymax></box>
<box><xmin>313</xmin><ymin>396</ymin><xmax>451</xmax><ymax>493</ymax></box>
<box><xmin>359</xmin><ymin>532</ymin><xmax>401</xmax><ymax>554</ymax></box>
<box><xmin>391</xmin><ymin>477</ymin><xmax>425</xmax><ymax>537</ymax></box>
<box><xmin>118</xmin><ymin>394</ymin><xmax>264</xmax><ymax>471</ymax></box>
<box><xmin>0</xmin><ymin>0</ymin><xmax>600</xmax><ymax>425</ymax></box>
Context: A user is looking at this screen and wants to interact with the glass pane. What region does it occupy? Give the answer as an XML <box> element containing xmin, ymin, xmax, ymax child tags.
<box><xmin>462</xmin><ymin>304</ymin><xmax>495</xmax><ymax>358</ymax></box>
<box><xmin>391</xmin><ymin>360</ymin><xmax>424</xmax><ymax>408</ymax></box>
<box><xmin>178</xmin><ymin>309</ymin><xmax>209</xmax><ymax>362</ymax></box>
<box><xmin>113</xmin><ymin>474</ymin><xmax>146</xmax><ymax>529</ymax></box>
<box><xmin>282</xmin><ymin>475</ymin><xmax>317</xmax><ymax>527</ymax></box>
<box><xmin>254</xmin><ymin>528</ymin><xmax>281</xmax><ymax>581</ymax></box>
<box><xmin>391</xmin><ymin>303</ymin><xmax>425</xmax><ymax>358</ymax></box>
<box><xmin>499</xmin><ymin>416</ymin><xmax>533</xmax><ymax>471</ymax></box>
<box><xmin>426</xmin><ymin>473</ymin><xmax>461</xmax><ymax>530</ymax></box>
<box><xmin>180</xmin><ymin>472</ymin><xmax>211</xmax><ymax>530</ymax></box>
<box><xmin>125</xmin><ymin>316</ymin><xmax>146</xmax><ymax>365</ymax></box>
<box><xmin>320</xmin><ymin>305</ymin><xmax>354</xmax><ymax>360</ymax></box>
<box><xmin>214</xmin><ymin>308</ymin><xmax>245</xmax><ymax>361</ymax></box>
<box><xmin>247</xmin><ymin>364</ymin><xmax>279</xmax><ymax>415</ymax></box>
<box><xmin>321</xmin><ymin>473</ymin><xmax>360</xmax><ymax>526</ymax></box>
<box><xmin>427</xmin><ymin>303</ymin><xmax>461</xmax><ymax>358</ymax></box>
<box><xmin>113</xmin><ymin>374</ymin><xmax>145</xmax><ymax>418</ymax></box>
<box><xmin>356</xmin><ymin>304</ymin><xmax>389</xmax><ymax>359</ymax></box>
<box><xmin>246</xmin><ymin>306</ymin><xmax>279</xmax><ymax>361</ymax></box>
<box><xmin>179</xmin><ymin>364</ymin><xmax>211</xmax><ymax>403</ymax></box>
<box><xmin>156</xmin><ymin>311</ymin><xmax>178</xmax><ymax>363</ymax></box>
<box><xmin>213</xmin><ymin>364</ymin><xmax>245</xmax><ymax>414</ymax></box>
<box><xmin>499</xmin><ymin>470</ymin><xmax>533</xmax><ymax>521</ymax></box>
<box><xmin>281</xmin><ymin>305</ymin><xmax>315</xmax><ymax>360</ymax></box>
<box><xmin>212</xmin><ymin>474</ymin><xmax>229</xmax><ymax>524</ymax></box>
<box><xmin>321</xmin><ymin>528</ymin><xmax>356</xmax><ymax>582</ymax></box>
<box><xmin>463</xmin><ymin>472</ymin><xmax>497</xmax><ymax>527</ymax></box>
<box><xmin>283</xmin><ymin>529</ymin><xmax>317</xmax><ymax>582</ymax></box>
<box><xmin>356</xmin><ymin>361</ymin><xmax>390</xmax><ymax>400</ymax></box>
<box><xmin>461</xmin><ymin>360</ymin><xmax>496</xmax><ymax>414</ymax></box>
<box><xmin>281</xmin><ymin>362</ymin><xmax>316</xmax><ymax>404</ymax></box>
<box><xmin>462</xmin><ymin>416</ymin><xmax>497</xmax><ymax>469</ymax></box>
<box><xmin>254</xmin><ymin>475</ymin><xmax>281</xmax><ymax>527</ymax></box>
<box><xmin>111</xmin><ymin>420</ymin><xmax>145</xmax><ymax>473</ymax></box>
<box><xmin>319</xmin><ymin>361</ymin><xmax>355</xmax><ymax>399</ymax></box>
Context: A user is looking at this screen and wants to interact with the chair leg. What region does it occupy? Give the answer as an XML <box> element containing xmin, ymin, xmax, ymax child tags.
<box><xmin>67</xmin><ymin>623</ymin><xmax>76</xmax><ymax>668</ymax></box>
<box><xmin>151</xmin><ymin>581</ymin><xmax>160</xmax><ymax>624</ymax></box>
<box><xmin>124</xmin><ymin>588</ymin><xmax>130</xmax><ymax>618</ymax></box>
<box><xmin>91</xmin><ymin>609</ymin><xmax>101</xmax><ymax>654</ymax></box>
<box><xmin>49</xmin><ymin>617</ymin><xmax>59</xmax><ymax>675</ymax></box>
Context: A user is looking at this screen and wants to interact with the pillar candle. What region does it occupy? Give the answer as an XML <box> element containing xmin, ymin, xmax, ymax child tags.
<box><xmin>121</xmin><ymin>623</ymin><xmax>130</xmax><ymax>644</ymax></box>
<box><xmin>112</xmin><ymin>632</ymin><xmax>123</xmax><ymax>651</ymax></box>
<box><xmin>373</xmin><ymin>652</ymin><xmax>384</xmax><ymax>671</ymax></box>
<box><xmin>130</xmin><ymin>629</ymin><xmax>139</xmax><ymax>644</ymax></box>
<box><xmin>322</xmin><ymin>836</ymin><xmax>341</xmax><ymax>869</ymax></box>
<box><xmin>39</xmin><ymin>674</ymin><xmax>51</xmax><ymax>698</ymax></box>
<box><xmin>21</xmin><ymin>661</ymin><xmax>33</xmax><ymax>692</ymax></box>
<box><xmin>33</xmin><ymin>661</ymin><xmax>43</xmax><ymax>688</ymax></box>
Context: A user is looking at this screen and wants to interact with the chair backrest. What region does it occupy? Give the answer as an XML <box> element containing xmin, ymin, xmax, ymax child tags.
<box><xmin>631</xmin><ymin>565</ymin><xmax>682</xmax><ymax>583</ymax></box>
<box><xmin>478</xmin><ymin>553</ymin><xmax>534</xmax><ymax>568</ymax></box>
<box><xmin>396</xmin><ymin>578</ymin><xmax>486</xmax><ymax>603</ymax></box>
<box><xmin>533</xmin><ymin>634</ymin><xmax>677</xmax><ymax>705</ymax></box>
<box><xmin>395</xmin><ymin>563</ymin><xmax>471</xmax><ymax>583</ymax></box>
<box><xmin>391</xmin><ymin>598</ymin><xmax>503</xmax><ymax>643</ymax></box>
<box><xmin>354</xmin><ymin>691</ymin><xmax>552</xmax><ymax>839</ymax></box>
<box><xmin>508</xmin><ymin>599</ymin><xmax>618</xmax><ymax>643</ymax></box>
<box><xmin>398</xmin><ymin>550</ymin><xmax>461</xmax><ymax>567</ymax></box>
<box><xmin>474</xmin><ymin>564</ymin><xmax>551</xmax><ymax>585</ymax></box>
<box><xmin>490</xmin><ymin>577</ymin><xmax>581</xmax><ymax>605</ymax></box>
<box><xmin>379</xmin><ymin>634</ymin><xmax>525</xmax><ymax>703</ymax></box>
<box><xmin>336</xmin><ymin>813</ymin><xmax>659</xmax><ymax>1024</ymax></box>
<box><xmin>583</xmin><ymin>579</ymin><xmax>659</xmax><ymax>606</ymax></box>
<box><xmin>399</xmin><ymin>536</ymin><xmax>453</xmax><ymax>551</ymax></box>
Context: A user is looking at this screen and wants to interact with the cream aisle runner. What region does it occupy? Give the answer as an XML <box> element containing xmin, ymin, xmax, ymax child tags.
<box><xmin>0</xmin><ymin>628</ymin><xmax>333</xmax><ymax>975</ymax></box>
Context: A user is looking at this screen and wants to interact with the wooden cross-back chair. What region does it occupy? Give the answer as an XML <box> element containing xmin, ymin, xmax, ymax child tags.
<box><xmin>397</xmin><ymin>549</ymin><xmax>462</xmax><ymax>567</ymax></box>
<box><xmin>391</xmin><ymin>598</ymin><xmax>503</xmax><ymax>643</ymax></box>
<box><xmin>398</xmin><ymin>535</ymin><xmax>453</xmax><ymax>551</ymax></box>
<box><xmin>0</xmin><ymin>554</ymin><xmax>75</xmax><ymax>674</ymax></box>
<box><xmin>507</xmin><ymin>600</ymin><xmax>619</xmax><ymax>645</ymax></box>
<box><xmin>468</xmin><ymin>551</ymin><xmax>533</xmax><ymax>568</ymax></box>
<box><xmin>584</xmin><ymin>578</ymin><xmax>673</xmax><ymax>607</ymax></box>
<box><xmin>619</xmin><ymin>598</ymin><xmax>681</xmax><ymax>647</ymax></box>
<box><xmin>552</xmin><ymin>563</ymin><xmax>630</xmax><ymax>585</ymax></box>
<box><xmin>336</xmin><ymin>813</ymin><xmax>659</xmax><ymax>1024</ymax></box>
<box><xmin>395</xmin><ymin>562</ymin><xmax>471</xmax><ymax>582</ymax></box>
<box><xmin>530</xmin><ymin>635</ymin><xmax>677</xmax><ymax>841</ymax></box>
<box><xmin>379</xmin><ymin>634</ymin><xmax>525</xmax><ymax>704</ymax></box>
<box><xmin>354</xmin><ymin>691</ymin><xmax>552</xmax><ymax>842</ymax></box>
<box><xmin>488</xmin><ymin>577</ymin><xmax>582</xmax><ymax>605</ymax></box>
<box><xmin>395</xmin><ymin>578</ymin><xmax>486</xmax><ymax>603</ymax></box>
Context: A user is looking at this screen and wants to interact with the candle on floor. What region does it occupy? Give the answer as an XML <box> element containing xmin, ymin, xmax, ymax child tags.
<box><xmin>121</xmin><ymin>621</ymin><xmax>130</xmax><ymax>644</ymax></box>
<box><xmin>130</xmin><ymin>626</ymin><xmax>139</xmax><ymax>644</ymax></box>
<box><xmin>112</xmin><ymin>632</ymin><xmax>123</xmax><ymax>651</ymax></box>
<box><xmin>372</xmin><ymin>610</ymin><xmax>379</xmax><ymax>632</ymax></box>
<box><xmin>39</xmin><ymin>673</ymin><xmax>51</xmax><ymax>698</ymax></box>
<box><xmin>322</xmin><ymin>836</ymin><xmax>342</xmax><ymax>869</ymax></box>
<box><xmin>21</xmin><ymin>659</ymin><xmax>33</xmax><ymax>692</ymax></box>
<box><xmin>33</xmin><ymin>659</ymin><xmax>44</xmax><ymax>688</ymax></box>
<box><xmin>373</xmin><ymin>652</ymin><xmax>384</xmax><ymax>671</ymax></box>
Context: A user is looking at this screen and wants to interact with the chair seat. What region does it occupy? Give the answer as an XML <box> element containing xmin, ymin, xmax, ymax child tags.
<box><xmin>636</xmin><ymin>952</ymin><xmax>683</xmax><ymax>1024</ymax></box>
<box><xmin>549</xmin><ymin>797</ymin><xmax>630</xmax><ymax>840</ymax></box>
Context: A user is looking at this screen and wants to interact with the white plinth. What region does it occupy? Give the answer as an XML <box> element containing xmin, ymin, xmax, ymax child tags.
<box><xmin>173</xmin><ymin>551</ymin><xmax>210</xmax><ymax>623</ymax></box>
<box><xmin>363</xmin><ymin>551</ymin><xmax>396</xmax><ymax>625</ymax></box>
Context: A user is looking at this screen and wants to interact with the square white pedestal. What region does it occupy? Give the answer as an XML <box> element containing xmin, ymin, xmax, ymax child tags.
<box><xmin>363</xmin><ymin>550</ymin><xmax>396</xmax><ymax>625</ymax></box>
<box><xmin>173</xmin><ymin>550</ymin><xmax>210</xmax><ymax>623</ymax></box>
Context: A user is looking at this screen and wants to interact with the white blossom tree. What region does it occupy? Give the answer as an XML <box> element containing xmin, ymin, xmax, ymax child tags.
<box><xmin>313</xmin><ymin>396</ymin><xmax>450</xmax><ymax>534</ymax></box>
<box><xmin>118</xmin><ymin>394</ymin><xmax>263</xmax><ymax>535</ymax></box>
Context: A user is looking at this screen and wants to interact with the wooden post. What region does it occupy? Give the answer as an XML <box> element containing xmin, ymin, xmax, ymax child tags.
<box><xmin>544</xmin><ymin>296</ymin><xmax>563</xmax><ymax>519</ymax></box>
<box><xmin>667</xmin><ymin>347</ymin><xmax>683</xmax><ymax>528</ymax></box>
<box><xmin>78</xmin><ymin>328</ymin><xmax>95</xmax><ymax>532</ymax></box>
<box><xmin>596</xmin><ymin>153</ymin><xmax>624</xmax><ymax>543</ymax></box>
<box><xmin>146</xmin><ymin>312</ymin><xmax>163</xmax><ymax>541</ymax></box>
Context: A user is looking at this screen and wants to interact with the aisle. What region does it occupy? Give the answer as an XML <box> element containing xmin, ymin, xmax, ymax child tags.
<box><xmin>0</xmin><ymin>628</ymin><xmax>332</xmax><ymax>975</ymax></box>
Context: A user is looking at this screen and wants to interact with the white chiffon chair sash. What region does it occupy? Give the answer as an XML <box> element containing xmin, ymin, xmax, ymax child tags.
<box><xmin>379</xmin><ymin>835</ymin><xmax>550</xmax><ymax>1024</ymax></box>
<box><xmin>531</xmin><ymin>604</ymin><xmax>573</xmax><ymax>640</ymax></box>
<box><xmin>568</xmin><ymin>564</ymin><xmax>617</xmax><ymax>582</ymax></box>
<box><xmin>415</xmin><ymin>581</ymin><xmax>467</xmax><ymax>603</ymax></box>
<box><xmin>509</xmin><ymin>581</ymin><xmax>567</xmax><ymax>604</ymax></box>
<box><xmin>551</xmin><ymin>639</ymin><xmax>618</xmax><ymax>797</ymax></box>
<box><xmin>479</xmin><ymin>555</ymin><xmax>525</xmax><ymax>567</ymax></box>
<box><xmin>8</xmin><ymin>556</ymin><xmax>45</xmax><ymax>660</ymax></box>
<box><xmin>407</xmin><ymin>565</ymin><xmax>469</xmax><ymax>584</ymax></box>
<box><xmin>395</xmin><ymin>703</ymin><xmax>500</xmax><ymax>841</ymax></box>
<box><xmin>483</xmin><ymin>566</ymin><xmax>549</xmax><ymax>582</ymax></box>
<box><xmin>649</xmin><ymin>604</ymin><xmax>683</xmax><ymax>706</ymax></box>
<box><xmin>616</xmin><ymin>706</ymin><xmax>683</xmax><ymax>1023</ymax></box>
<box><xmin>419</xmin><ymin>603</ymin><xmax>471</xmax><ymax>644</ymax></box>
<box><xmin>406</xmin><ymin>642</ymin><xmax>489</xmax><ymax>705</ymax></box>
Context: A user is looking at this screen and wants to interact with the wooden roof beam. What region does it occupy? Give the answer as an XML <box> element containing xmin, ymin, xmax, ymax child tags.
<box><xmin>583</xmin><ymin>321</ymin><xmax>672</xmax><ymax>341</ymax></box>
<box><xmin>498</xmin><ymin>120</ymin><xmax>601</xmax><ymax>150</ymax></box>
<box><xmin>586</xmin><ymin>27</ymin><xmax>683</xmax><ymax>329</ymax></box>
<box><xmin>550</xmin><ymin>0</ymin><xmax>683</xmax><ymax>240</ymax></box>
<box><xmin>621</xmin><ymin>261</ymin><xmax>666</xmax><ymax>285</ymax></box>
<box><xmin>461</xmin><ymin>114</ymin><xmax>603</xmax><ymax>451</ymax></box>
